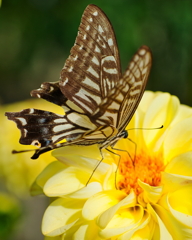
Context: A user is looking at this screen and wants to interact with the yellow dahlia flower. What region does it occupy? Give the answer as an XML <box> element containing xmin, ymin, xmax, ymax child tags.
<box><xmin>31</xmin><ymin>91</ymin><xmax>192</xmax><ymax>239</ymax></box>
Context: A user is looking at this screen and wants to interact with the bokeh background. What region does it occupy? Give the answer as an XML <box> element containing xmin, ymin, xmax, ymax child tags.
<box><xmin>1</xmin><ymin>0</ymin><xmax>192</xmax><ymax>106</ymax></box>
<box><xmin>0</xmin><ymin>0</ymin><xmax>192</xmax><ymax>239</ymax></box>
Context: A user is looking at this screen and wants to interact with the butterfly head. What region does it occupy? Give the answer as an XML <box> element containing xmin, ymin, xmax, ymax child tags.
<box><xmin>122</xmin><ymin>130</ymin><xmax>128</xmax><ymax>139</ymax></box>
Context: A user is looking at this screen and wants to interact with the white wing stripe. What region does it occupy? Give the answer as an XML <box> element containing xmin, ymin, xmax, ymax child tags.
<box><xmin>82</xmin><ymin>77</ymin><xmax>100</xmax><ymax>91</ymax></box>
<box><xmin>91</xmin><ymin>56</ymin><xmax>100</xmax><ymax>65</ymax></box>
<box><xmin>54</xmin><ymin>119</ymin><xmax>67</xmax><ymax>123</ymax></box>
<box><xmin>72</xmin><ymin>96</ymin><xmax>93</xmax><ymax>114</ymax></box>
<box><xmin>103</xmin><ymin>67</ymin><xmax>118</xmax><ymax>74</ymax></box>
<box><xmin>87</xmin><ymin>66</ymin><xmax>99</xmax><ymax>78</ymax></box>
<box><xmin>75</xmin><ymin>88</ymin><xmax>101</xmax><ymax>105</ymax></box>
<box><xmin>67</xmin><ymin>112</ymin><xmax>96</xmax><ymax>130</ymax></box>
<box><xmin>53</xmin><ymin>124</ymin><xmax>74</xmax><ymax>132</ymax></box>
<box><xmin>51</xmin><ymin>129</ymin><xmax>86</xmax><ymax>143</ymax></box>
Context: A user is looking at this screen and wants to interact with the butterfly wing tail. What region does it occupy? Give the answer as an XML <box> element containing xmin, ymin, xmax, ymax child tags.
<box><xmin>31</xmin><ymin>81</ymin><xmax>68</xmax><ymax>108</ymax></box>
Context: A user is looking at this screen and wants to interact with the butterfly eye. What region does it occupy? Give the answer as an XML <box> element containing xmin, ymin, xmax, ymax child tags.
<box><xmin>31</xmin><ymin>140</ymin><xmax>41</xmax><ymax>147</ymax></box>
<box><xmin>31</xmin><ymin>139</ymin><xmax>52</xmax><ymax>148</ymax></box>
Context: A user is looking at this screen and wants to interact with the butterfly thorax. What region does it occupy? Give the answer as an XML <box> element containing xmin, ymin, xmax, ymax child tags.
<box><xmin>100</xmin><ymin>129</ymin><xmax>128</xmax><ymax>149</ymax></box>
<box><xmin>72</xmin><ymin>125</ymin><xmax>127</xmax><ymax>149</ymax></box>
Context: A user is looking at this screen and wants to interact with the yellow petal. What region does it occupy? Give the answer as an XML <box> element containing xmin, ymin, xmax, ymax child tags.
<box><xmin>42</xmin><ymin>198</ymin><xmax>83</xmax><ymax>236</ymax></box>
<box><xmin>59</xmin><ymin>218</ymin><xmax>84</xmax><ymax>240</ymax></box>
<box><xmin>65</xmin><ymin>182</ymin><xmax>102</xmax><ymax>199</ymax></box>
<box><xmin>30</xmin><ymin>161</ymin><xmax>65</xmax><ymax>196</ymax></box>
<box><xmin>102</xmin><ymin>163</ymin><xmax>117</xmax><ymax>191</ymax></box>
<box><xmin>97</xmin><ymin>190</ymin><xmax>136</xmax><ymax>228</ymax></box>
<box><xmin>161</xmin><ymin>172</ymin><xmax>192</xmax><ymax>194</ymax></box>
<box><xmin>82</xmin><ymin>190</ymin><xmax>126</xmax><ymax>221</ymax></box>
<box><xmin>139</xmin><ymin>91</ymin><xmax>156</xmax><ymax>112</ymax></box>
<box><xmin>99</xmin><ymin>205</ymin><xmax>145</xmax><ymax>239</ymax></box>
<box><xmin>167</xmin><ymin>185</ymin><xmax>192</xmax><ymax>226</ymax></box>
<box><xmin>151</xmin><ymin>203</ymin><xmax>191</xmax><ymax>239</ymax></box>
<box><xmin>168</xmin><ymin>200</ymin><xmax>192</xmax><ymax>229</ymax></box>
<box><xmin>138</xmin><ymin>180</ymin><xmax>163</xmax><ymax>204</ymax></box>
<box><xmin>53</xmin><ymin>145</ymin><xmax>110</xmax><ymax>179</ymax></box>
<box><xmin>143</xmin><ymin>93</ymin><xmax>179</xmax><ymax>149</ymax></box>
<box><xmin>171</xmin><ymin>104</ymin><xmax>192</xmax><ymax>125</ymax></box>
<box><xmin>148</xmin><ymin>204</ymin><xmax>173</xmax><ymax>240</ymax></box>
<box><xmin>163</xmin><ymin>116</ymin><xmax>192</xmax><ymax>162</ymax></box>
<box><xmin>73</xmin><ymin>224</ymin><xmax>88</xmax><ymax>240</ymax></box>
<box><xmin>44</xmin><ymin>166</ymin><xmax>90</xmax><ymax>197</ymax></box>
<box><xmin>118</xmin><ymin>211</ymin><xmax>151</xmax><ymax>240</ymax></box>
<box><xmin>165</xmin><ymin>151</ymin><xmax>192</xmax><ymax>176</ymax></box>
<box><xmin>73</xmin><ymin>221</ymin><xmax>101</xmax><ymax>240</ymax></box>
<box><xmin>53</xmin><ymin>145</ymin><xmax>101</xmax><ymax>163</ymax></box>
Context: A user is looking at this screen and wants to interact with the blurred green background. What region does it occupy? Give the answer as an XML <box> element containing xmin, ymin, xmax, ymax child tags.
<box><xmin>1</xmin><ymin>0</ymin><xmax>192</xmax><ymax>106</ymax></box>
<box><xmin>0</xmin><ymin>0</ymin><xmax>192</xmax><ymax>240</ymax></box>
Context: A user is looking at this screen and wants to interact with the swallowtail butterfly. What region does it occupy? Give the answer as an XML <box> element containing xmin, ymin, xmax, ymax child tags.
<box><xmin>5</xmin><ymin>4</ymin><xmax>152</xmax><ymax>159</ymax></box>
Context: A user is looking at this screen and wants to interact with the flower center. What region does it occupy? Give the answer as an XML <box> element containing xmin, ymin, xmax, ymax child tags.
<box><xmin>117</xmin><ymin>150</ymin><xmax>164</xmax><ymax>195</ymax></box>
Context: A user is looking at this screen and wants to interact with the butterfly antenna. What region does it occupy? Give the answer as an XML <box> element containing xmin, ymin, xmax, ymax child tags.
<box><xmin>12</xmin><ymin>146</ymin><xmax>53</xmax><ymax>159</ymax></box>
<box><xmin>128</xmin><ymin>125</ymin><xmax>163</xmax><ymax>131</ymax></box>
<box><xmin>12</xmin><ymin>149</ymin><xmax>35</xmax><ymax>154</ymax></box>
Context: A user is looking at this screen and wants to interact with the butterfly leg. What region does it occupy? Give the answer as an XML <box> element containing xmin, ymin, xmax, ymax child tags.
<box><xmin>109</xmin><ymin>140</ymin><xmax>137</xmax><ymax>189</ymax></box>
<box><xmin>105</xmin><ymin>148</ymin><xmax>122</xmax><ymax>189</ymax></box>
<box><xmin>86</xmin><ymin>147</ymin><xmax>120</xmax><ymax>187</ymax></box>
<box><xmin>126</xmin><ymin>138</ymin><xmax>137</xmax><ymax>164</ymax></box>
<box><xmin>106</xmin><ymin>146</ymin><xmax>129</xmax><ymax>189</ymax></box>
<box><xmin>85</xmin><ymin>148</ymin><xmax>105</xmax><ymax>186</ymax></box>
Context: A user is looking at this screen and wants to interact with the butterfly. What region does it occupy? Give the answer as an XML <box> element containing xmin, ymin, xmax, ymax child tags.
<box><xmin>5</xmin><ymin>4</ymin><xmax>152</xmax><ymax>160</ymax></box>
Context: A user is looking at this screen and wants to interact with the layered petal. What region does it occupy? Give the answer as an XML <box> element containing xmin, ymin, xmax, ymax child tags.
<box><xmin>30</xmin><ymin>91</ymin><xmax>192</xmax><ymax>240</ymax></box>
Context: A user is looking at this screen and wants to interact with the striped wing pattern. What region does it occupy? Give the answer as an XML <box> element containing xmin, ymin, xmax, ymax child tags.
<box><xmin>5</xmin><ymin>4</ymin><xmax>152</xmax><ymax>159</ymax></box>
<box><xmin>60</xmin><ymin>4</ymin><xmax>121</xmax><ymax>117</ymax></box>
<box><xmin>116</xmin><ymin>46</ymin><xmax>152</xmax><ymax>132</ymax></box>
<box><xmin>92</xmin><ymin>46</ymin><xmax>151</xmax><ymax>129</ymax></box>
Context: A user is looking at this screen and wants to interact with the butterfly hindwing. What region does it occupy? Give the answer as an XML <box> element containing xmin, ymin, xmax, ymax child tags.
<box><xmin>117</xmin><ymin>46</ymin><xmax>152</xmax><ymax>132</ymax></box>
<box><xmin>91</xmin><ymin>46</ymin><xmax>152</xmax><ymax>129</ymax></box>
<box><xmin>5</xmin><ymin>106</ymin><xmax>106</xmax><ymax>149</ymax></box>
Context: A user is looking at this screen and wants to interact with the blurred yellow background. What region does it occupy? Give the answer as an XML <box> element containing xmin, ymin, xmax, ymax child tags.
<box><xmin>0</xmin><ymin>99</ymin><xmax>63</xmax><ymax>239</ymax></box>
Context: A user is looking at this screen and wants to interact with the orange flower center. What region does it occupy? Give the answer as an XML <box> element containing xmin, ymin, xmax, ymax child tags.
<box><xmin>117</xmin><ymin>150</ymin><xmax>164</xmax><ymax>195</ymax></box>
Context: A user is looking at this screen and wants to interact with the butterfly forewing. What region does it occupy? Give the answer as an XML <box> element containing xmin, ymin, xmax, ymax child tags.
<box><xmin>5</xmin><ymin>4</ymin><xmax>152</xmax><ymax>159</ymax></box>
<box><xmin>60</xmin><ymin>4</ymin><xmax>121</xmax><ymax>117</ymax></box>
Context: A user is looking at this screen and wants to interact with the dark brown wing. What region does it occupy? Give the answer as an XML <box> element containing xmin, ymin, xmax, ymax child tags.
<box><xmin>117</xmin><ymin>46</ymin><xmax>152</xmax><ymax>132</ymax></box>
<box><xmin>91</xmin><ymin>46</ymin><xmax>152</xmax><ymax>129</ymax></box>
<box><xmin>5</xmin><ymin>107</ymin><xmax>94</xmax><ymax>148</ymax></box>
<box><xmin>59</xmin><ymin>4</ymin><xmax>121</xmax><ymax>116</ymax></box>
